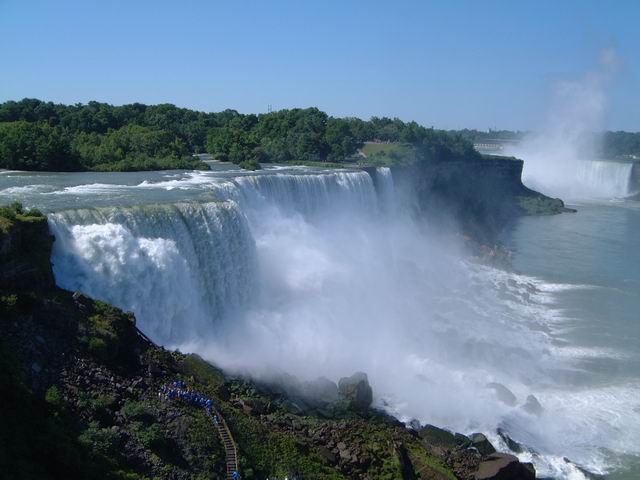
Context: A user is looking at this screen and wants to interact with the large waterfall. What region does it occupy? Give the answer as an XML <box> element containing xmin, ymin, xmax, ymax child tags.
<box><xmin>576</xmin><ymin>160</ymin><xmax>636</xmax><ymax>197</ymax></box>
<box><xmin>49</xmin><ymin>201</ymin><xmax>257</xmax><ymax>342</ymax></box>
<box><xmin>42</xmin><ymin>166</ymin><xmax>633</xmax><ymax>479</ymax></box>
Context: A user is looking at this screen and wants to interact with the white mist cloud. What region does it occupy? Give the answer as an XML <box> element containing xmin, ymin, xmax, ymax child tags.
<box><xmin>509</xmin><ymin>48</ymin><xmax>627</xmax><ymax>199</ymax></box>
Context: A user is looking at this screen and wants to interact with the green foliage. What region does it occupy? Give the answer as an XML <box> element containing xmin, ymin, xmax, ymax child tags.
<box><xmin>88</xmin><ymin>336</ymin><xmax>109</xmax><ymax>358</ymax></box>
<box><xmin>603</xmin><ymin>131</ymin><xmax>640</xmax><ymax>158</ymax></box>
<box><xmin>0</xmin><ymin>121</ymin><xmax>80</xmax><ymax>171</ymax></box>
<box><xmin>131</xmin><ymin>422</ymin><xmax>167</xmax><ymax>451</ymax></box>
<box><xmin>181</xmin><ymin>354</ymin><xmax>225</xmax><ymax>387</ymax></box>
<box><xmin>45</xmin><ymin>385</ymin><xmax>64</xmax><ymax>408</ymax></box>
<box><xmin>518</xmin><ymin>195</ymin><xmax>566</xmax><ymax>215</ymax></box>
<box><xmin>121</xmin><ymin>401</ymin><xmax>149</xmax><ymax>420</ymax></box>
<box><xmin>78</xmin><ymin>421</ymin><xmax>120</xmax><ymax>456</ymax></box>
<box><xmin>0</xmin><ymin>98</ymin><xmax>486</xmax><ymax>171</ymax></box>
<box><xmin>0</xmin><ymin>99</ymin><xmax>215</xmax><ymax>172</ymax></box>
<box><xmin>79</xmin><ymin>301</ymin><xmax>139</xmax><ymax>365</ymax></box>
<box><xmin>0</xmin><ymin>294</ymin><xmax>19</xmax><ymax>313</ymax></box>
<box><xmin>0</xmin><ymin>201</ymin><xmax>45</xmax><ymax>223</ymax></box>
<box><xmin>239</xmin><ymin>159</ymin><xmax>261</xmax><ymax>171</ymax></box>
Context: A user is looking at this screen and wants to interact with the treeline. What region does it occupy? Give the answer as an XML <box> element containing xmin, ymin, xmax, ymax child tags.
<box><xmin>206</xmin><ymin>108</ymin><xmax>480</xmax><ymax>167</ymax></box>
<box><xmin>602</xmin><ymin>131</ymin><xmax>640</xmax><ymax>158</ymax></box>
<box><xmin>0</xmin><ymin>100</ymin><xmax>215</xmax><ymax>171</ymax></box>
<box><xmin>0</xmin><ymin>98</ymin><xmax>481</xmax><ymax>172</ymax></box>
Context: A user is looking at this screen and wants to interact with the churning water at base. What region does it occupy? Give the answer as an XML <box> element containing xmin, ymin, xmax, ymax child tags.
<box><xmin>2</xmin><ymin>166</ymin><xmax>639</xmax><ymax>479</ymax></box>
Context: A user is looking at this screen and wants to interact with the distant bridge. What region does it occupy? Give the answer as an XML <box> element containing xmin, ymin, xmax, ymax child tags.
<box><xmin>473</xmin><ymin>139</ymin><xmax>520</xmax><ymax>153</ymax></box>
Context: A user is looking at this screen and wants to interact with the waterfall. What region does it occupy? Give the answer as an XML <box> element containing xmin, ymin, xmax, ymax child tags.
<box><xmin>49</xmin><ymin>201</ymin><xmax>257</xmax><ymax>344</ymax></box>
<box><xmin>232</xmin><ymin>170</ymin><xmax>377</xmax><ymax>216</ymax></box>
<box><xmin>575</xmin><ymin>160</ymin><xmax>634</xmax><ymax>198</ymax></box>
<box><xmin>375</xmin><ymin>167</ymin><xmax>397</xmax><ymax>213</ymax></box>
<box><xmin>48</xmin><ymin>169</ymin><xmax>380</xmax><ymax>345</ymax></box>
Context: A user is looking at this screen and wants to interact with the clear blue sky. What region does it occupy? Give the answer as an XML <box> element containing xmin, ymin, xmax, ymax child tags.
<box><xmin>1</xmin><ymin>0</ymin><xmax>638</xmax><ymax>130</ymax></box>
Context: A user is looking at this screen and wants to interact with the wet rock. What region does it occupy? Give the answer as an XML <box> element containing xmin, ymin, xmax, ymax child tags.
<box><xmin>470</xmin><ymin>433</ymin><xmax>496</xmax><ymax>456</ymax></box>
<box><xmin>317</xmin><ymin>445</ymin><xmax>337</xmax><ymax>465</ymax></box>
<box><xmin>487</xmin><ymin>382</ymin><xmax>518</xmax><ymax>406</ymax></box>
<box><xmin>454</xmin><ymin>432</ymin><xmax>472</xmax><ymax>448</ymax></box>
<box><xmin>338</xmin><ymin>372</ymin><xmax>372</xmax><ymax>410</ymax></box>
<box><xmin>417</xmin><ymin>425</ymin><xmax>458</xmax><ymax>450</ymax></box>
<box><xmin>562</xmin><ymin>457</ymin><xmax>606</xmax><ymax>480</ymax></box>
<box><xmin>304</xmin><ymin>376</ymin><xmax>339</xmax><ymax>403</ymax></box>
<box><xmin>474</xmin><ymin>453</ymin><xmax>535</xmax><ymax>480</ymax></box>
<box><xmin>522</xmin><ymin>395</ymin><xmax>543</xmax><ymax>416</ymax></box>
<box><xmin>497</xmin><ymin>429</ymin><xmax>523</xmax><ymax>454</ymax></box>
<box><xmin>217</xmin><ymin>383</ymin><xmax>230</xmax><ymax>400</ymax></box>
<box><xmin>396</xmin><ymin>443</ymin><xmax>417</xmax><ymax>479</ymax></box>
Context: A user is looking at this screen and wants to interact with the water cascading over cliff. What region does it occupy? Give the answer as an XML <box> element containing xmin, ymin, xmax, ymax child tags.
<box><xmin>47</xmin><ymin>167</ymin><xmax>617</xmax><ymax>478</ymax></box>
<box><xmin>576</xmin><ymin>160</ymin><xmax>636</xmax><ymax>197</ymax></box>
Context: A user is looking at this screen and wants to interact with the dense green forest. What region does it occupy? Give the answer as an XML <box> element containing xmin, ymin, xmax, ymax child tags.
<box><xmin>0</xmin><ymin>99</ymin><xmax>480</xmax><ymax>171</ymax></box>
<box><xmin>1</xmin><ymin>99</ymin><xmax>638</xmax><ymax>172</ymax></box>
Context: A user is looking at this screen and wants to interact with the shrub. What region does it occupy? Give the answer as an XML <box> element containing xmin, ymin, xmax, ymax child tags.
<box><xmin>88</xmin><ymin>336</ymin><xmax>108</xmax><ymax>358</ymax></box>
<box><xmin>45</xmin><ymin>385</ymin><xmax>64</xmax><ymax>408</ymax></box>
<box><xmin>121</xmin><ymin>401</ymin><xmax>148</xmax><ymax>419</ymax></box>
<box><xmin>132</xmin><ymin>422</ymin><xmax>166</xmax><ymax>451</ymax></box>
<box><xmin>239</xmin><ymin>158</ymin><xmax>261</xmax><ymax>171</ymax></box>
<box><xmin>78</xmin><ymin>421</ymin><xmax>120</xmax><ymax>456</ymax></box>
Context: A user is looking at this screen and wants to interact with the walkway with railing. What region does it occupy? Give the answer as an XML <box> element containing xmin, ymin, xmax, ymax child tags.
<box><xmin>160</xmin><ymin>381</ymin><xmax>240</xmax><ymax>480</ymax></box>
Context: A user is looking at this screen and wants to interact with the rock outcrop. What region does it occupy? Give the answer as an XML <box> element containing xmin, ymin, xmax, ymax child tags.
<box><xmin>475</xmin><ymin>453</ymin><xmax>535</xmax><ymax>480</ymax></box>
<box><xmin>0</xmin><ymin>204</ymin><xmax>54</xmax><ymax>290</ymax></box>
<box><xmin>338</xmin><ymin>372</ymin><xmax>373</xmax><ymax>410</ymax></box>
<box><xmin>391</xmin><ymin>158</ymin><xmax>571</xmax><ymax>241</ymax></box>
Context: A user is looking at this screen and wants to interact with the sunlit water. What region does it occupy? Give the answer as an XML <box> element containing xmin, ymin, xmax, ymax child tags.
<box><xmin>1</xmin><ymin>166</ymin><xmax>639</xmax><ymax>479</ymax></box>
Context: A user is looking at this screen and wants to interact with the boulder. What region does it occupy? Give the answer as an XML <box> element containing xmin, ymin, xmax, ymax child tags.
<box><xmin>470</xmin><ymin>432</ymin><xmax>496</xmax><ymax>456</ymax></box>
<box><xmin>487</xmin><ymin>383</ymin><xmax>518</xmax><ymax>406</ymax></box>
<box><xmin>338</xmin><ymin>372</ymin><xmax>373</xmax><ymax>409</ymax></box>
<box><xmin>303</xmin><ymin>376</ymin><xmax>339</xmax><ymax>403</ymax></box>
<box><xmin>522</xmin><ymin>395</ymin><xmax>543</xmax><ymax>416</ymax></box>
<box><xmin>475</xmin><ymin>453</ymin><xmax>535</xmax><ymax>480</ymax></box>
<box><xmin>417</xmin><ymin>424</ymin><xmax>457</xmax><ymax>450</ymax></box>
<box><xmin>317</xmin><ymin>445</ymin><xmax>337</xmax><ymax>465</ymax></box>
<box><xmin>497</xmin><ymin>429</ymin><xmax>523</xmax><ymax>454</ymax></box>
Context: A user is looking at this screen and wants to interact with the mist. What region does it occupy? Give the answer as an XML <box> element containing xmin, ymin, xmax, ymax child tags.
<box><xmin>508</xmin><ymin>49</ymin><xmax>624</xmax><ymax>199</ymax></box>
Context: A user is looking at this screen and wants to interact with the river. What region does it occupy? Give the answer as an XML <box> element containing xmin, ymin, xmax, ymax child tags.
<box><xmin>1</xmin><ymin>164</ymin><xmax>638</xmax><ymax>479</ymax></box>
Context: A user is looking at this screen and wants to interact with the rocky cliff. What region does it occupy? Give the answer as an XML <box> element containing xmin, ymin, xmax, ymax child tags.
<box><xmin>387</xmin><ymin>158</ymin><xmax>570</xmax><ymax>240</ymax></box>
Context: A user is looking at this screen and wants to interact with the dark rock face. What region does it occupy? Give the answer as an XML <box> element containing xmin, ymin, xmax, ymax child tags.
<box><xmin>417</xmin><ymin>424</ymin><xmax>458</xmax><ymax>450</ymax></box>
<box><xmin>487</xmin><ymin>382</ymin><xmax>518</xmax><ymax>407</ymax></box>
<box><xmin>338</xmin><ymin>372</ymin><xmax>373</xmax><ymax>410</ymax></box>
<box><xmin>470</xmin><ymin>433</ymin><xmax>496</xmax><ymax>456</ymax></box>
<box><xmin>391</xmin><ymin>159</ymin><xmax>568</xmax><ymax>241</ymax></box>
<box><xmin>304</xmin><ymin>376</ymin><xmax>339</xmax><ymax>403</ymax></box>
<box><xmin>0</xmin><ymin>215</ymin><xmax>54</xmax><ymax>290</ymax></box>
<box><xmin>395</xmin><ymin>443</ymin><xmax>417</xmax><ymax>480</ymax></box>
<box><xmin>522</xmin><ymin>394</ymin><xmax>543</xmax><ymax>416</ymax></box>
<box><xmin>497</xmin><ymin>429</ymin><xmax>524</xmax><ymax>454</ymax></box>
<box><xmin>474</xmin><ymin>453</ymin><xmax>535</xmax><ymax>480</ymax></box>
